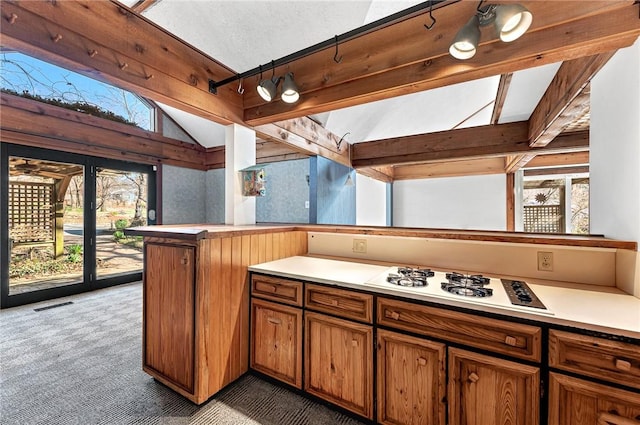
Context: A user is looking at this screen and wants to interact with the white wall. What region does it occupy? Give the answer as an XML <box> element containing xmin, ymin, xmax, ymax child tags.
<box><xmin>590</xmin><ymin>39</ymin><xmax>640</xmax><ymax>243</ymax></box>
<box><xmin>356</xmin><ymin>174</ymin><xmax>387</xmax><ymax>226</ymax></box>
<box><xmin>590</xmin><ymin>39</ymin><xmax>640</xmax><ymax>297</ymax></box>
<box><xmin>393</xmin><ymin>174</ymin><xmax>506</xmax><ymax>230</ymax></box>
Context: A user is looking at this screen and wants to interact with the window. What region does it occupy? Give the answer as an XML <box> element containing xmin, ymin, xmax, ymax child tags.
<box><xmin>1</xmin><ymin>51</ymin><xmax>153</xmax><ymax>130</ymax></box>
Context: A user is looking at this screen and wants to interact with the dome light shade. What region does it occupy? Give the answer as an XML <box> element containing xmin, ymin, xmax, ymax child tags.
<box><xmin>281</xmin><ymin>72</ymin><xmax>300</xmax><ymax>103</ymax></box>
<box><xmin>449</xmin><ymin>15</ymin><xmax>481</xmax><ymax>60</ymax></box>
<box><xmin>494</xmin><ymin>4</ymin><xmax>532</xmax><ymax>42</ymax></box>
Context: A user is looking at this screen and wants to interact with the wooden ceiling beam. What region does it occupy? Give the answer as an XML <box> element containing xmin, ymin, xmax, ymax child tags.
<box><xmin>355</xmin><ymin>166</ymin><xmax>394</xmax><ymax>184</ymax></box>
<box><xmin>505</xmin><ymin>154</ymin><xmax>537</xmax><ymax>173</ymax></box>
<box><xmin>254</xmin><ymin>122</ymin><xmax>349</xmax><ymax>167</ymax></box>
<box><xmin>393</xmin><ymin>157</ymin><xmax>507</xmax><ymax>180</ymax></box>
<box><xmin>524</xmin><ymin>166</ymin><xmax>589</xmax><ymax>177</ymax></box>
<box><xmin>131</xmin><ymin>0</ymin><xmax>159</xmax><ymax>13</ymax></box>
<box><xmin>525</xmin><ymin>151</ymin><xmax>590</xmax><ymax>169</ymax></box>
<box><xmin>0</xmin><ymin>0</ymin><xmax>243</xmax><ymax>125</ymax></box>
<box><xmin>352</xmin><ymin>124</ymin><xmax>589</xmax><ymax>168</ymax></box>
<box><xmin>529</xmin><ymin>53</ymin><xmax>615</xmax><ymax>147</ymax></box>
<box><xmin>491</xmin><ymin>73</ymin><xmax>513</xmax><ymax>125</ymax></box>
<box><xmin>243</xmin><ymin>1</ymin><xmax>640</xmax><ymax>125</ymax></box>
<box><xmin>1</xmin><ymin>92</ymin><xmax>206</xmax><ymax>169</ymax></box>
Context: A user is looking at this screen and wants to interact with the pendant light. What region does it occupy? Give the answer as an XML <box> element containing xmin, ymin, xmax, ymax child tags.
<box><xmin>281</xmin><ymin>72</ymin><xmax>300</xmax><ymax>103</ymax></box>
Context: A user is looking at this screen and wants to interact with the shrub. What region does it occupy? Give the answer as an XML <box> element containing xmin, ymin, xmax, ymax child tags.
<box><xmin>115</xmin><ymin>219</ymin><xmax>129</xmax><ymax>230</ymax></box>
<box><xmin>113</xmin><ymin>230</ymin><xmax>125</xmax><ymax>240</ymax></box>
<box><xmin>67</xmin><ymin>244</ymin><xmax>83</xmax><ymax>255</ymax></box>
<box><xmin>67</xmin><ymin>253</ymin><xmax>82</xmax><ymax>263</ymax></box>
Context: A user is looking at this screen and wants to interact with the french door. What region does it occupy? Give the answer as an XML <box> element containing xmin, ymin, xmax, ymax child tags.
<box><xmin>0</xmin><ymin>143</ymin><xmax>156</xmax><ymax>308</ymax></box>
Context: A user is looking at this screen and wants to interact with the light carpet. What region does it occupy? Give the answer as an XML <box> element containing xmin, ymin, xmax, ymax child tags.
<box><xmin>0</xmin><ymin>282</ymin><xmax>366</xmax><ymax>425</ymax></box>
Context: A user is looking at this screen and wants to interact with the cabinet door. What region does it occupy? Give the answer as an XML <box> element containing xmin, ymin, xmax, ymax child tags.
<box><xmin>144</xmin><ymin>243</ymin><xmax>195</xmax><ymax>393</ymax></box>
<box><xmin>377</xmin><ymin>329</ymin><xmax>446</xmax><ymax>425</ymax></box>
<box><xmin>449</xmin><ymin>347</ymin><xmax>540</xmax><ymax>425</ymax></box>
<box><xmin>305</xmin><ymin>311</ymin><xmax>374</xmax><ymax>419</ymax></box>
<box><xmin>250</xmin><ymin>298</ymin><xmax>302</xmax><ymax>388</ymax></box>
<box><xmin>548</xmin><ymin>373</ymin><xmax>640</xmax><ymax>425</ymax></box>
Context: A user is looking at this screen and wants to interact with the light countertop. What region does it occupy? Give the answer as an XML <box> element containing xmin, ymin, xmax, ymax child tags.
<box><xmin>249</xmin><ymin>256</ymin><xmax>640</xmax><ymax>339</ymax></box>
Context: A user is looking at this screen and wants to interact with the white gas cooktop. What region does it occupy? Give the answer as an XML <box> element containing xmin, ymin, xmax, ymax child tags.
<box><xmin>365</xmin><ymin>266</ymin><xmax>554</xmax><ymax>316</ymax></box>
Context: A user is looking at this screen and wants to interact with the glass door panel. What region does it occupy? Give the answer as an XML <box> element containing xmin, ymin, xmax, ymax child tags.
<box><xmin>8</xmin><ymin>156</ymin><xmax>84</xmax><ymax>295</ymax></box>
<box><xmin>95</xmin><ymin>168</ymin><xmax>146</xmax><ymax>279</ymax></box>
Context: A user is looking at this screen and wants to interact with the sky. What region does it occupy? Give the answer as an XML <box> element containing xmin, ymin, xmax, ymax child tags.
<box><xmin>1</xmin><ymin>51</ymin><xmax>151</xmax><ymax>130</ymax></box>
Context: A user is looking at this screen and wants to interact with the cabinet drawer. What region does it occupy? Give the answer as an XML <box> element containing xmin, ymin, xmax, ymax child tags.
<box><xmin>251</xmin><ymin>274</ymin><xmax>303</xmax><ymax>307</ymax></box>
<box><xmin>305</xmin><ymin>284</ymin><xmax>373</xmax><ymax>323</ymax></box>
<box><xmin>377</xmin><ymin>297</ymin><xmax>542</xmax><ymax>362</ymax></box>
<box><xmin>549</xmin><ymin>329</ymin><xmax>640</xmax><ymax>390</ymax></box>
<box><xmin>548</xmin><ymin>373</ymin><xmax>640</xmax><ymax>425</ymax></box>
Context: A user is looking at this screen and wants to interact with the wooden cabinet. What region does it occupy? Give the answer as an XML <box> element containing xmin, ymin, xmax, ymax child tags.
<box><xmin>305</xmin><ymin>311</ymin><xmax>374</xmax><ymax>419</ymax></box>
<box><xmin>144</xmin><ymin>243</ymin><xmax>195</xmax><ymax>394</ymax></box>
<box><xmin>377</xmin><ymin>297</ymin><xmax>542</xmax><ymax>362</ymax></box>
<box><xmin>548</xmin><ymin>373</ymin><xmax>640</xmax><ymax>425</ymax></box>
<box><xmin>377</xmin><ymin>296</ymin><xmax>542</xmax><ymax>425</ymax></box>
<box><xmin>143</xmin><ymin>233</ymin><xmax>310</xmax><ymax>405</ymax></box>
<box><xmin>548</xmin><ymin>329</ymin><xmax>640</xmax><ymax>425</ymax></box>
<box><xmin>549</xmin><ymin>329</ymin><xmax>640</xmax><ymax>390</ymax></box>
<box><xmin>377</xmin><ymin>329</ymin><xmax>446</xmax><ymax>425</ymax></box>
<box><xmin>448</xmin><ymin>347</ymin><xmax>540</xmax><ymax>425</ymax></box>
<box><xmin>250</xmin><ymin>298</ymin><xmax>302</xmax><ymax>388</ymax></box>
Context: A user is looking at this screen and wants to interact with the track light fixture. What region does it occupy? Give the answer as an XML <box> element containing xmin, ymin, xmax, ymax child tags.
<box><xmin>257</xmin><ymin>77</ymin><xmax>280</xmax><ymax>102</ymax></box>
<box><xmin>280</xmin><ymin>72</ymin><xmax>300</xmax><ymax>103</ymax></box>
<box><xmin>450</xmin><ymin>2</ymin><xmax>532</xmax><ymax>60</ymax></box>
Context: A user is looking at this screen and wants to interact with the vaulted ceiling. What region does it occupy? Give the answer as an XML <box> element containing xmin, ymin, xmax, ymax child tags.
<box><xmin>1</xmin><ymin>0</ymin><xmax>639</xmax><ymax>181</ymax></box>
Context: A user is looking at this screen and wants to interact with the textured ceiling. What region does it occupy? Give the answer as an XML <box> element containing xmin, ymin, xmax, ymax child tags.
<box><xmin>120</xmin><ymin>0</ymin><xmax>565</xmax><ymax>149</ymax></box>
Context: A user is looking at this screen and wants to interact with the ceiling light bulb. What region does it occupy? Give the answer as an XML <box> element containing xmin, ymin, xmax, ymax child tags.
<box><xmin>494</xmin><ymin>4</ymin><xmax>532</xmax><ymax>42</ymax></box>
<box><xmin>449</xmin><ymin>15</ymin><xmax>480</xmax><ymax>60</ymax></box>
<box><xmin>281</xmin><ymin>72</ymin><xmax>300</xmax><ymax>103</ymax></box>
<box><xmin>257</xmin><ymin>77</ymin><xmax>278</xmax><ymax>102</ymax></box>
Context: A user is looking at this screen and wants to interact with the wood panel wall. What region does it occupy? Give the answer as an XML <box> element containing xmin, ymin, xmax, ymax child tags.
<box><xmin>194</xmin><ymin>230</ymin><xmax>307</xmax><ymax>401</ymax></box>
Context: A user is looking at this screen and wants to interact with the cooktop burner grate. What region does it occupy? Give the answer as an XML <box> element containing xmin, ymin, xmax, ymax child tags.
<box><xmin>387</xmin><ymin>267</ymin><xmax>434</xmax><ymax>287</ymax></box>
<box><xmin>441</xmin><ymin>272</ymin><xmax>493</xmax><ymax>297</ymax></box>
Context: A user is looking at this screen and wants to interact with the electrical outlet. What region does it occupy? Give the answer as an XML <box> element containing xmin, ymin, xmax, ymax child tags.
<box><xmin>304</xmin><ymin>201</ymin><xmax>310</xmax><ymax>209</ymax></box>
<box><xmin>537</xmin><ymin>251</ymin><xmax>554</xmax><ymax>271</ymax></box>
<box><xmin>353</xmin><ymin>238</ymin><xmax>367</xmax><ymax>254</ymax></box>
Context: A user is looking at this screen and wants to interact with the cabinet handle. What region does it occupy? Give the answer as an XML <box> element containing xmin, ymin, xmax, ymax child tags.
<box><xmin>389</xmin><ymin>311</ymin><xmax>400</xmax><ymax>320</ymax></box>
<box><xmin>614</xmin><ymin>359</ymin><xmax>632</xmax><ymax>372</ymax></box>
<box><xmin>269</xmin><ymin>284</ymin><xmax>278</xmax><ymax>293</ymax></box>
<box><xmin>267</xmin><ymin>317</ymin><xmax>282</xmax><ymax>325</ymax></box>
<box><xmin>467</xmin><ymin>372</ymin><xmax>479</xmax><ymax>383</ymax></box>
<box><xmin>504</xmin><ymin>335</ymin><xmax>518</xmax><ymax>346</ymax></box>
<box><xmin>598</xmin><ymin>412</ymin><xmax>640</xmax><ymax>425</ymax></box>
<box><xmin>417</xmin><ymin>357</ymin><xmax>427</xmax><ymax>366</ymax></box>
<box><xmin>352</xmin><ymin>339</ymin><xmax>359</xmax><ymax>347</ymax></box>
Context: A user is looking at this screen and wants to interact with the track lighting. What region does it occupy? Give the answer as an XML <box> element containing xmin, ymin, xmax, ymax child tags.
<box><xmin>450</xmin><ymin>3</ymin><xmax>532</xmax><ymax>60</ymax></box>
<box><xmin>280</xmin><ymin>72</ymin><xmax>300</xmax><ymax>104</ymax></box>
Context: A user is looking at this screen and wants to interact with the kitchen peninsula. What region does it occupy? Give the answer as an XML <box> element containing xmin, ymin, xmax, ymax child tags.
<box><xmin>126</xmin><ymin>224</ymin><xmax>640</xmax><ymax>424</ymax></box>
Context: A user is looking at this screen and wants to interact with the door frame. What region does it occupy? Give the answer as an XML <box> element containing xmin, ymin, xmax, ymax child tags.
<box><xmin>0</xmin><ymin>143</ymin><xmax>156</xmax><ymax>308</ymax></box>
